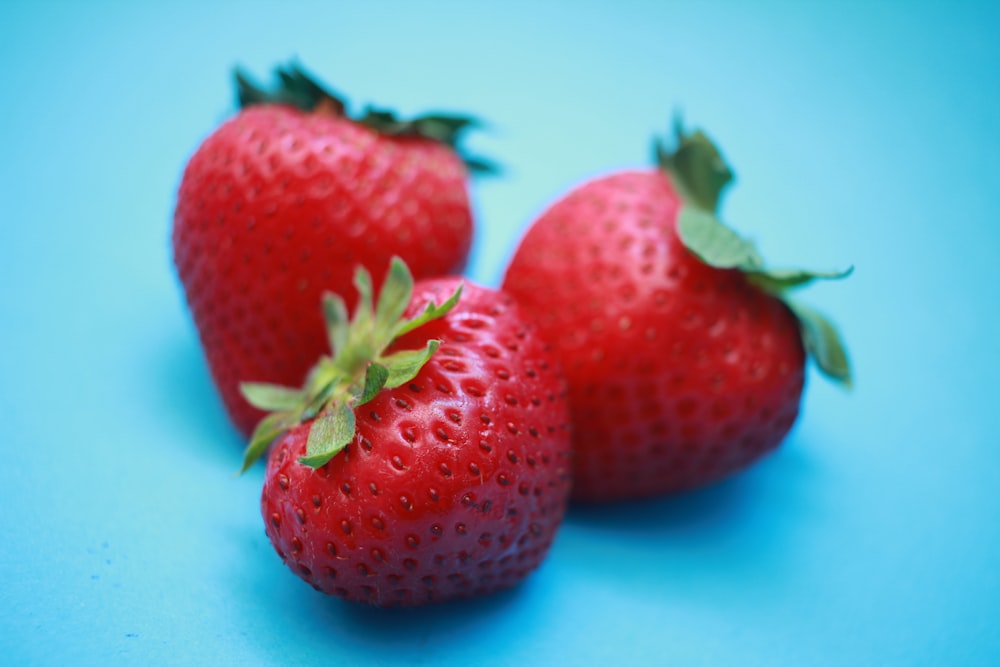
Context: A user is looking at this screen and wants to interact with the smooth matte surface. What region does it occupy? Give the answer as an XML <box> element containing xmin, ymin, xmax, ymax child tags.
<box><xmin>2</xmin><ymin>2</ymin><xmax>998</xmax><ymax>665</ymax></box>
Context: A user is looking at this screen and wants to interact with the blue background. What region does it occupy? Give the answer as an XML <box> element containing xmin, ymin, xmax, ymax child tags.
<box><xmin>2</xmin><ymin>1</ymin><xmax>999</xmax><ymax>665</ymax></box>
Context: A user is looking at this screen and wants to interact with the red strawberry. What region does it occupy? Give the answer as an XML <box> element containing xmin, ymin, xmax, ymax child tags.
<box><xmin>173</xmin><ymin>63</ymin><xmax>493</xmax><ymax>436</ymax></box>
<box><xmin>240</xmin><ymin>258</ymin><xmax>572</xmax><ymax>607</ymax></box>
<box><xmin>502</xmin><ymin>119</ymin><xmax>851</xmax><ymax>502</ymax></box>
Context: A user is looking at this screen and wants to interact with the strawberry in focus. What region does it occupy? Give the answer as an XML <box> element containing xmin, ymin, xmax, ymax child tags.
<box><xmin>242</xmin><ymin>259</ymin><xmax>572</xmax><ymax>607</ymax></box>
<box><xmin>502</xmin><ymin>119</ymin><xmax>851</xmax><ymax>502</ymax></box>
<box><xmin>173</xmin><ymin>64</ymin><xmax>492</xmax><ymax>436</ymax></box>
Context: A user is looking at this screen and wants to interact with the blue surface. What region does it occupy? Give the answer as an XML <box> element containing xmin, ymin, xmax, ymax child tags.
<box><xmin>2</xmin><ymin>1</ymin><xmax>999</xmax><ymax>665</ymax></box>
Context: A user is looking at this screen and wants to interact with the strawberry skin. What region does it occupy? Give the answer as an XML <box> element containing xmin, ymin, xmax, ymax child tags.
<box><xmin>503</xmin><ymin>169</ymin><xmax>808</xmax><ymax>501</ymax></box>
<box><xmin>259</xmin><ymin>278</ymin><xmax>572</xmax><ymax>607</ymax></box>
<box><xmin>173</xmin><ymin>69</ymin><xmax>477</xmax><ymax>437</ymax></box>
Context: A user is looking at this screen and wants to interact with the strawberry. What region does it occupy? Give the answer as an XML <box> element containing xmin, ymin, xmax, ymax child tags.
<box><xmin>240</xmin><ymin>258</ymin><xmax>572</xmax><ymax>607</ymax></box>
<box><xmin>172</xmin><ymin>63</ymin><xmax>493</xmax><ymax>436</ymax></box>
<box><xmin>502</xmin><ymin>119</ymin><xmax>851</xmax><ymax>502</ymax></box>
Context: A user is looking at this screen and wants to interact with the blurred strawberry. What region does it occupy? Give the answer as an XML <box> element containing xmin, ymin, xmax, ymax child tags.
<box><xmin>173</xmin><ymin>63</ymin><xmax>493</xmax><ymax>435</ymax></box>
<box><xmin>503</xmin><ymin>118</ymin><xmax>851</xmax><ymax>501</ymax></box>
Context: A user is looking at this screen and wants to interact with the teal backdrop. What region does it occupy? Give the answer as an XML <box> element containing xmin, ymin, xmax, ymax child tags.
<box><xmin>2</xmin><ymin>1</ymin><xmax>998</xmax><ymax>665</ymax></box>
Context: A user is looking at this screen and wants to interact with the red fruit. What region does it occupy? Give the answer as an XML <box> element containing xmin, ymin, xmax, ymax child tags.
<box><xmin>502</xmin><ymin>120</ymin><xmax>851</xmax><ymax>502</ymax></box>
<box><xmin>243</xmin><ymin>259</ymin><xmax>572</xmax><ymax>607</ymax></box>
<box><xmin>173</xmin><ymin>64</ymin><xmax>491</xmax><ymax>436</ymax></box>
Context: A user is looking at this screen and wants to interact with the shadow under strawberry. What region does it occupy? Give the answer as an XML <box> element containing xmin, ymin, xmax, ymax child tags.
<box><xmin>153</xmin><ymin>329</ymin><xmax>244</xmax><ymax>463</ymax></box>
<box><xmin>564</xmin><ymin>432</ymin><xmax>819</xmax><ymax>534</ymax></box>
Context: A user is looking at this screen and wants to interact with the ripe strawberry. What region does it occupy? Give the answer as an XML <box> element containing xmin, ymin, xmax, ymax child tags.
<box><xmin>173</xmin><ymin>64</ymin><xmax>493</xmax><ymax>436</ymax></box>
<box><xmin>240</xmin><ymin>258</ymin><xmax>572</xmax><ymax>607</ymax></box>
<box><xmin>502</xmin><ymin>119</ymin><xmax>851</xmax><ymax>502</ymax></box>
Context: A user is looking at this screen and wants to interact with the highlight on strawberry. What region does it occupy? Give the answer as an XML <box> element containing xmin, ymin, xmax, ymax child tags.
<box><xmin>173</xmin><ymin>62</ymin><xmax>494</xmax><ymax>438</ymax></box>
<box><xmin>241</xmin><ymin>258</ymin><xmax>573</xmax><ymax>607</ymax></box>
<box><xmin>502</xmin><ymin>117</ymin><xmax>851</xmax><ymax>502</ymax></box>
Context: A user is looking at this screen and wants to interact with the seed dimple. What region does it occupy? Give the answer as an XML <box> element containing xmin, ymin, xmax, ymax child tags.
<box><xmin>277</xmin><ymin>475</ymin><xmax>290</xmax><ymax>490</ymax></box>
<box><xmin>506</xmin><ymin>422</ymin><xmax>519</xmax><ymax>435</ymax></box>
<box><xmin>368</xmin><ymin>482</ymin><xmax>378</xmax><ymax>496</ymax></box>
<box><xmin>399</xmin><ymin>495</ymin><xmax>414</xmax><ymax>511</ymax></box>
<box><xmin>677</xmin><ymin>398</ymin><xmax>697</xmax><ymax>418</ymax></box>
<box><xmin>463</xmin><ymin>381</ymin><xmax>486</xmax><ymax>397</ymax></box>
<box><xmin>325</xmin><ymin>542</ymin><xmax>337</xmax><ymax>557</ymax></box>
<box><xmin>496</xmin><ymin>368</ymin><xmax>510</xmax><ymax>380</ymax></box>
<box><xmin>447</xmin><ymin>411</ymin><xmax>462</xmax><ymax>424</ymax></box>
<box><xmin>468</xmin><ymin>462</ymin><xmax>481</xmax><ymax>477</ymax></box>
<box><xmin>404</xmin><ymin>558</ymin><xmax>418</xmax><ymax>571</ymax></box>
<box><xmin>391</xmin><ymin>455</ymin><xmax>406</xmax><ymax>470</ymax></box>
<box><xmin>341</xmin><ymin>520</ymin><xmax>352</xmax><ymax>535</ymax></box>
<box><xmin>435</xmin><ymin>427</ymin><xmax>450</xmax><ymax>441</ymax></box>
<box><xmin>497</xmin><ymin>472</ymin><xmax>512</xmax><ymax>486</ymax></box>
<box><xmin>395</xmin><ymin>398</ymin><xmax>411</xmax><ymax>410</ymax></box>
<box><xmin>505</xmin><ymin>394</ymin><xmax>519</xmax><ymax>406</ymax></box>
<box><xmin>406</xmin><ymin>534</ymin><xmax>420</xmax><ymax>549</ymax></box>
<box><xmin>295</xmin><ymin>507</ymin><xmax>307</xmax><ymax>524</ymax></box>
<box><xmin>340</xmin><ymin>482</ymin><xmax>352</xmax><ymax>496</ymax></box>
<box><xmin>480</xmin><ymin>414</ymin><xmax>491</xmax><ymax>425</ymax></box>
<box><xmin>439</xmin><ymin>463</ymin><xmax>452</xmax><ymax>477</ymax></box>
<box><xmin>430</xmin><ymin>524</ymin><xmax>443</xmax><ymax>536</ymax></box>
<box><xmin>518</xmin><ymin>482</ymin><xmax>531</xmax><ymax>496</ymax></box>
<box><xmin>401</xmin><ymin>427</ymin><xmax>416</xmax><ymax>443</ymax></box>
<box><xmin>291</xmin><ymin>537</ymin><xmax>303</xmax><ymax>553</ymax></box>
<box><xmin>312</xmin><ymin>495</ymin><xmax>322</xmax><ymax>508</ymax></box>
<box><xmin>456</xmin><ymin>523</ymin><xmax>468</xmax><ymax>535</ymax></box>
<box><xmin>270</xmin><ymin>512</ymin><xmax>281</xmax><ymax>528</ymax></box>
<box><xmin>507</xmin><ymin>450</ymin><xmax>519</xmax><ymax>464</ymax></box>
<box><xmin>428</xmin><ymin>488</ymin><xmax>440</xmax><ymax>502</ymax></box>
<box><xmin>371</xmin><ymin>516</ymin><xmax>385</xmax><ymax>530</ymax></box>
<box><xmin>371</xmin><ymin>548</ymin><xmax>385</xmax><ymax>562</ymax></box>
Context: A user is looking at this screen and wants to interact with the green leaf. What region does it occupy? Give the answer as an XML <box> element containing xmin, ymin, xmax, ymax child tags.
<box><xmin>748</xmin><ymin>266</ymin><xmax>854</xmax><ymax>294</ymax></box>
<box><xmin>462</xmin><ymin>155</ymin><xmax>502</xmax><ymax>176</ymax></box>
<box><xmin>300</xmin><ymin>404</ymin><xmax>356</xmax><ymax>468</ymax></box>
<box><xmin>412</xmin><ymin>114</ymin><xmax>477</xmax><ymax>144</ymax></box>
<box><xmin>301</xmin><ymin>375</ymin><xmax>340</xmax><ymax>422</ymax></box>
<box><xmin>240</xmin><ymin>411</ymin><xmax>293</xmax><ymax>474</ymax></box>
<box><xmin>380</xmin><ymin>340</ymin><xmax>441</xmax><ymax>388</ymax></box>
<box><xmin>240</xmin><ymin>382</ymin><xmax>305</xmax><ymax>412</ymax></box>
<box><xmin>677</xmin><ymin>206</ymin><xmax>764</xmax><ymax>271</ymax></box>
<box><xmin>787</xmin><ymin>299</ymin><xmax>853</xmax><ymax>388</ymax></box>
<box><xmin>657</xmin><ymin>115</ymin><xmax>734</xmax><ymax>214</ymax></box>
<box><xmin>353</xmin><ymin>265</ymin><xmax>375</xmax><ymax>324</ymax></box>
<box><xmin>374</xmin><ymin>258</ymin><xmax>414</xmax><ymax>348</ymax></box>
<box><xmin>323</xmin><ymin>293</ymin><xmax>350</xmax><ymax>356</ymax></box>
<box><xmin>358</xmin><ymin>362</ymin><xmax>389</xmax><ymax>405</ymax></box>
<box><xmin>393</xmin><ymin>284</ymin><xmax>463</xmax><ymax>339</ymax></box>
<box><xmin>337</xmin><ymin>266</ymin><xmax>377</xmax><ymax>374</ymax></box>
<box><xmin>234</xmin><ymin>62</ymin><xmax>346</xmax><ymax>115</ymax></box>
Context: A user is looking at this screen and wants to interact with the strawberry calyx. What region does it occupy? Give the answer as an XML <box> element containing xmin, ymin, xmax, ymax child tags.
<box><xmin>234</xmin><ymin>62</ymin><xmax>497</xmax><ymax>174</ymax></box>
<box><xmin>238</xmin><ymin>257</ymin><xmax>462</xmax><ymax>473</ymax></box>
<box><xmin>656</xmin><ymin>117</ymin><xmax>854</xmax><ymax>387</ymax></box>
